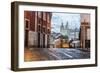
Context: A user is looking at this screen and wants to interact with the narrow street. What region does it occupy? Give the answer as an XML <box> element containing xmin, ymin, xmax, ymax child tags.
<box><xmin>46</xmin><ymin>48</ymin><xmax>90</xmax><ymax>60</ymax></box>
<box><xmin>24</xmin><ymin>48</ymin><xmax>90</xmax><ymax>62</ymax></box>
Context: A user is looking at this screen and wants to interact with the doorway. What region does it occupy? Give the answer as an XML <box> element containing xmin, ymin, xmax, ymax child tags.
<box><xmin>24</xmin><ymin>19</ymin><xmax>30</xmax><ymax>48</ymax></box>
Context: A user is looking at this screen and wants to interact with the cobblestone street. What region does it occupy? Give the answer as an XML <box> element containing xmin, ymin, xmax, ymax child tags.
<box><xmin>24</xmin><ymin>48</ymin><xmax>90</xmax><ymax>62</ymax></box>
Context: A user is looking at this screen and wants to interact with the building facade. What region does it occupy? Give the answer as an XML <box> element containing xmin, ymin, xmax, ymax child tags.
<box><xmin>24</xmin><ymin>11</ymin><xmax>52</xmax><ymax>48</ymax></box>
<box><xmin>80</xmin><ymin>20</ymin><xmax>90</xmax><ymax>51</ymax></box>
<box><xmin>60</xmin><ymin>22</ymin><xmax>80</xmax><ymax>41</ymax></box>
<box><xmin>80</xmin><ymin>14</ymin><xmax>90</xmax><ymax>51</ymax></box>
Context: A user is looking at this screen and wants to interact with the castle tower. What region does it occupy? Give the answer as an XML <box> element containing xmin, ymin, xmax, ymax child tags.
<box><xmin>65</xmin><ymin>21</ymin><xmax>68</xmax><ymax>29</ymax></box>
<box><xmin>60</xmin><ymin>22</ymin><xmax>64</xmax><ymax>34</ymax></box>
<box><xmin>60</xmin><ymin>22</ymin><xmax>64</xmax><ymax>31</ymax></box>
<box><xmin>65</xmin><ymin>21</ymin><xmax>69</xmax><ymax>36</ymax></box>
<box><xmin>60</xmin><ymin>21</ymin><xmax>69</xmax><ymax>37</ymax></box>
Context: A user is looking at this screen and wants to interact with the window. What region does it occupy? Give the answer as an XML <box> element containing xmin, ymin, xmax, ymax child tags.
<box><xmin>47</xmin><ymin>29</ymin><xmax>50</xmax><ymax>34</ymax></box>
<box><xmin>47</xmin><ymin>14</ymin><xmax>50</xmax><ymax>23</ymax></box>
<box><xmin>38</xmin><ymin>12</ymin><xmax>42</xmax><ymax>18</ymax></box>
<box><xmin>86</xmin><ymin>28</ymin><xmax>90</xmax><ymax>40</ymax></box>
<box><xmin>25</xmin><ymin>19</ymin><xmax>30</xmax><ymax>30</ymax></box>
<box><xmin>38</xmin><ymin>25</ymin><xmax>41</xmax><ymax>32</ymax></box>
<box><xmin>43</xmin><ymin>12</ymin><xmax>46</xmax><ymax>20</ymax></box>
<box><xmin>42</xmin><ymin>27</ymin><xmax>45</xmax><ymax>33</ymax></box>
<box><xmin>38</xmin><ymin>18</ymin><xmax>41</xmax><ymax>24</ymax></box>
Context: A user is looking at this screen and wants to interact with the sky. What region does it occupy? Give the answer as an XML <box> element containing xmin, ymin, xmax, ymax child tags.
<box><xmin>51</xmin><ymin>12</ymin><xmax>81</xmax><ymax>33</ymax></box>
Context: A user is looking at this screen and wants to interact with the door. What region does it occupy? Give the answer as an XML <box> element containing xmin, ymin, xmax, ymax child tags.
<box><xmin>25</xmin><ymin>30</ymin><xmax>29</xmax><ymax>47</ymax></box>
<box><xmin>43</xmin><ymin>34</ymin><xmax>45</xmax><ymax>48</ymax></box>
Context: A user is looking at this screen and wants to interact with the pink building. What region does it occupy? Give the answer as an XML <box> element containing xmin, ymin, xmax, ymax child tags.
<box><xmin>24</xmin><ymin>11</ymin><xmax>52</xmax><ymax>48</ymax></box>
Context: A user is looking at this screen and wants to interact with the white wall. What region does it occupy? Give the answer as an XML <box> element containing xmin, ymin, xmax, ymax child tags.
<box><xmin>0</xmin><ymin>0</ymin><xmax>99</xmax><ymax>73</ymax></box>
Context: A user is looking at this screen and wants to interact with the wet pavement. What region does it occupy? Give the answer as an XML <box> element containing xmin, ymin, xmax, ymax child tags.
<box><xmin>24</xmin><ymin>48</ymin><xmax>48</xmax><ymax>62</ymax></box>
<box><xmin>46</xmin><ymin>48</ymin><xmax>90</xmax><ymax>60</ymax></box>
<box><xmin>24</xmin><ymin>48</ymin><xmax>90</xmax><ymax>62</ymax></box>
